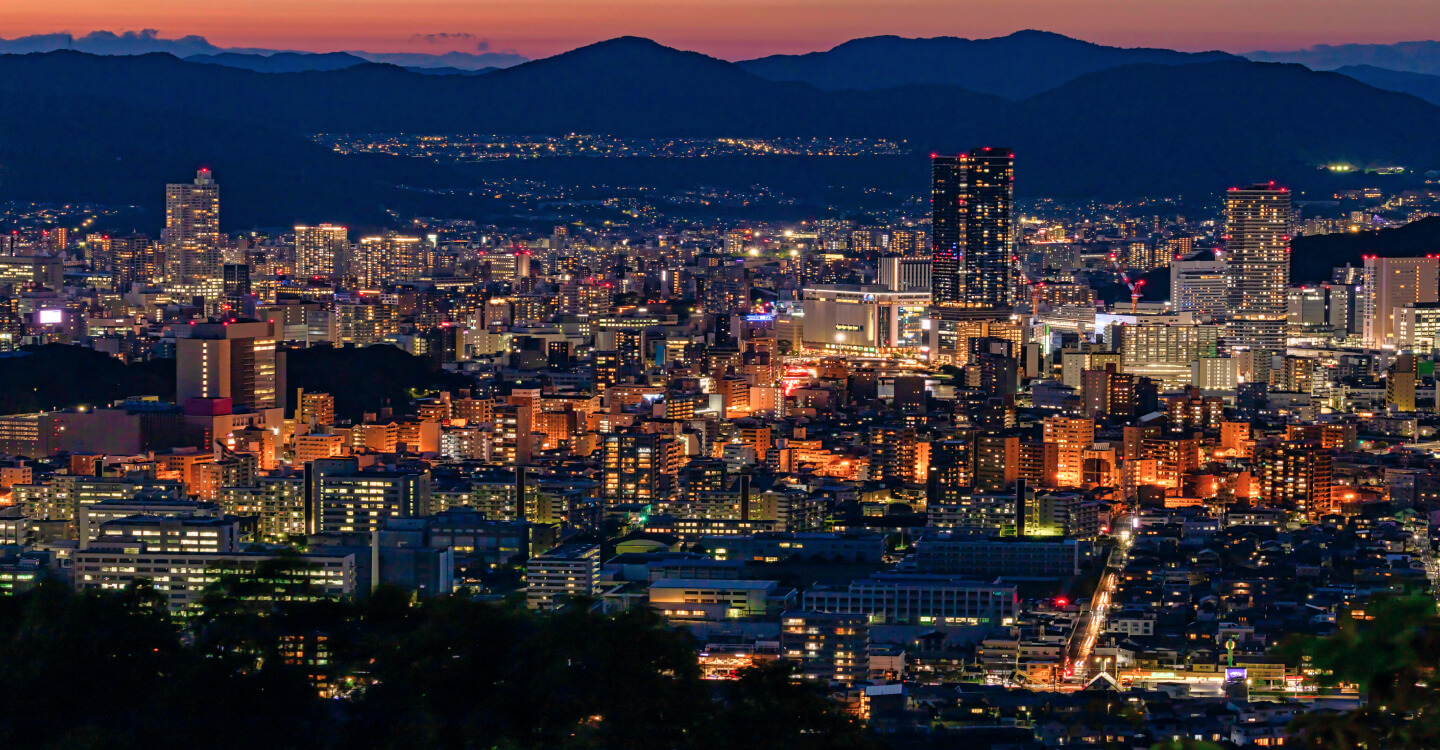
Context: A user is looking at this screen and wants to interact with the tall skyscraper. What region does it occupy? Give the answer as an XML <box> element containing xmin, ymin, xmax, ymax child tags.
<box><xmin>1224</xmin><ymin>184</ymin><xmax>1292</xmax><ymax>353</ymax></box>
<box><xmin>931</xmin><ymin>156</ymin><xmax>964</xmax><ymax>305</ymax></box>
<box><xmin>294</xmin><ymin>224</ymin><xmax>349</xmax><ymax>278</ymax></box>
<box><xmin>165</xmin><ymin>168</ymin><xmax>220</xmax><ymax>283</ymax></box>
<box><xmin>930</xmin><ymin>148</ymin><xmax>1014</xmax><ymax>308</ymax></box>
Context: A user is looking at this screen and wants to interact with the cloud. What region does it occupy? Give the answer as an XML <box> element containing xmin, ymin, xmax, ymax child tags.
<box><xmin>410</xmin><ymin>32</ymin><xmax>475</xmax><ymax>44</ymax></box>
<box><xmin>0</xmin><ymin>29</ymin><xmax>221</xmax><ymax>56</ymax></box>
<box><xmin>0</xmin><ymin>29</ymin><xmax>530</xmax><ymax>69</ymax></box>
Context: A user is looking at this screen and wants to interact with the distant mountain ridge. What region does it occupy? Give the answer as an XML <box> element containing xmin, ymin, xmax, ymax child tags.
<box><xmin>737</xmin><ymin>30</ymin><xmax>1236</xmax><ymax>99</ymax></box>
<box><xmin>0</xmin><ymin>29</ymin><xmax>528</xmax><ymax>70</ymax></box>
<box><xmin>1333</xmin><ymin>65</ymin><xmax>1440</xmax><ymax>106</ymax></box>
<box><xmin>0</xmin><ymin>36</ymin><xmax>1438</xmax><ymax>227</ymax></box>
<box><xmin>186</xmin><ymin>51</ymin><xmax>371</xmax><ymax>73</ymax></box>
<box><xmin>1247</xmin><ymin>41</ymin><xmax>1440</xmax><ymax>75</ymax></box>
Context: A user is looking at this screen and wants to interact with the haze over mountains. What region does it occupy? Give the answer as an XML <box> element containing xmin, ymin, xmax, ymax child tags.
<box><xmin>0</xmin><ymin>29</ymin><xmax>529</xmax><ymax>70</ymax></box>
<box><xmin>1</xmin><ymin>31</ymin><xmax>1439</xmax><ymax>228</ymax></box>
<box><xmin>1329</xmin><ymin>65</ymin><xmax>1440</xmax><ymax>106</ymax></box>
<box><xmin>1247</xmin><ymin>41</ymin><xmax>1440</xmax><ymax>75</ymax></box>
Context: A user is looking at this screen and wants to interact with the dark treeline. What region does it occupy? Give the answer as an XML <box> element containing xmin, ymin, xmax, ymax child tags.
<box><xmin>0</xmin><ymin>345</ymin><xmax>174</xmax><ymax>414</ymax></box>
<box><xmin>0</xmin><ymin>580</ymin><xmax>884</xmax><ymax>750</ymax></box>
<box><xmin>284</xmin><ymin>344</ymin><xmax>476</xmax><ymax>422</ymax></box>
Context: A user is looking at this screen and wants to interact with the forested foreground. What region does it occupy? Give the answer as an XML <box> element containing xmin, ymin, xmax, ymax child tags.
<box><xmin>0</xmin><ymin>582</ymin><xmax>883</xmax><ymax>750</ymax></box>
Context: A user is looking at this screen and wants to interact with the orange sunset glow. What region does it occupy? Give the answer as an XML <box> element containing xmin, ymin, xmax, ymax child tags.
<box><xmin>2</xmin><ymin>0</ymin><xmax>1439</xmax><ymax>59</ymax></box>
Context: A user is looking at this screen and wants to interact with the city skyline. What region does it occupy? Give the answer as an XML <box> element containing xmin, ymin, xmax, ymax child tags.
<box><xmin>3</xmin><ymin>2</ymin><xmax>1440</xmax><ymax>745</ymax></box>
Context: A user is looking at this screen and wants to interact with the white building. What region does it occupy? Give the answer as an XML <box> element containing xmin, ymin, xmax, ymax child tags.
<box><xmin>73</xmin><ymin>545</ymin><xmax>356</xmax><ymax>614</ymax></box>
<box><xmin>1191</xmin><ymin>356</ymin><xmax>1239</xmax><ymax>392</ymax></box>
<box><xmin>1170</xmin><ymin>258</ymin><xmax>1227</xmax><ymax>314</ymax></box>
<box><xmin>525</xmin><ymin>543</ymin><xmax>602</xmax><ymax>610</ymax></box>
<box><xmin>801</xmin><ymin>285</ymin><xmax>931</xmax><ymax>356</ymax></box>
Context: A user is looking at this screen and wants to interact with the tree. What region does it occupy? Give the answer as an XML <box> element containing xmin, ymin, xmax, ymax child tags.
<box><xmin>1279</xmin><ymin>595</ymin><xmax>1440</xmax><ymax>749</ymax></box>
<box><xmin>705</xmin><ymin>661</ymin><xmax>885</xmax><ymax>750</ymax></box>
<box><xmin>0</xmin><ymin>584</ymin><xmax>889</xmax><ymax>750</ymax></box>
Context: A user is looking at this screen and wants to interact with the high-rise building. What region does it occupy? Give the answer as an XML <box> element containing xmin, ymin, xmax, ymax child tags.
<box><xmin>878</xmin><ymin>255</ymin><xmax>932</xmax><ymax>292</ymax></box>
<box><xmin>1362</xmin><ymin>256</ymin><xmax>1439</xmax><ymax>349</ymax></box>
<box><xmin>927</xmin><ymin>438</ymin><xmax>974</xmax><ymax>501</ymax></box>
<box><xmin>603</xmin><ymin>431</ymin><xmax>677</xmax><ymax>506</ymax></box>
<box><xmin>1118</xmin><ymin>323</ymin><xmax>1221</xmax><ymax>388</ymax></box>
<box><xmin>295</xmin><ymin>224</ymin><xmax>349</xmax><ymax>278</ymax></box>
<box><xmin>1257</xmin><ymin>443</ymin><xmax>1333</xmax><ymax>519</ymax></box>
<box><xmin>1170</xmin><ymin>257</ymin><xmax>1228</xmax><ymax>314</ymax></box>
<box><xmin>165</xmin><ymin>168</ymin><xmax>220</xmax><ymax>283</ymax></box>
<box><xmin>175</xmin><ymin>320</ymin><xmax>281</xmax><ymax>411</ymax></box>
<box><xmin>1225</xmin><ymin>184</ymin><xmax>1292</xmax><ymax>352</ymax></box>
<box><xmin>1081</xmin><ymin>364</ymin><xmax>1136</xmax><ymax>420</ymax></box>
<box><xmin>973</xmin><ymin>433</ymin><xmax>1019</xmax><ymax>492</ymax></box>
<box><xmin>297</xmin><ymin>391</ymin><xmax>336</xmax><ymax>428</ymax></box>
<box><xmin>930</xmin><ymin>149</ymin><xmax>1014</xmax><ymax>309</ymax></box>
<box><xmin>354</xmin><ymin>232</ymin><xmax>425</xmax><ymax>285</ymax></box>
<box><xmin>1042</xmin><ymin>416</ymin><xmax>1094</xmax><ymax>488</ymax></box>
<box><xmin>869</xmin><ymin>427</ymin><xmax>922</xmax><ymax>485</ymax></box>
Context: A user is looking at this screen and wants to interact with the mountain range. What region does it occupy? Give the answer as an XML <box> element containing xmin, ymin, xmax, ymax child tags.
<box><xmin>1247</xmin><ymin>41</ymin><xmax>1440</xmax><ymax>75</ymax></box>
<box><xmin>736</xmin><ymin>30</ymin><xmax>1237</xmax><ymax>99</ymax></box>
<box><xmin>1330</xmin><ymin>65</ymin><xmax>1440</xmax><ymax>106</ymax></box>
<box><xmin>184</xmin><ymin>51</ymin><xmax>496</xmax><ymax>76</ymax></box>
<box><xmin>0</xmin><ymin>29</ymin><xmax>528</xmax><ymax>70</ymax></box>
<box><xmin>1</xmin><ymin>33</ymin><xmax>1439</xmax><ymax>229</ymax></box>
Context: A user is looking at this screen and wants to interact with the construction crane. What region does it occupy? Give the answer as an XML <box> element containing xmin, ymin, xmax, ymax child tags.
<box><xmin>1015</xmin><ymin>267</ymin><xmax>1045</xmax><ymax>320</ymax></box>
<box><xmin>1125</xmin><ymin>278</ymin><xmax>1145</xmax><ymax>314</ymax></box>
<box><xmin>1108</xmin><ymin>251</ymin><xmax>1145</xmax><ymax>314</ymax></box>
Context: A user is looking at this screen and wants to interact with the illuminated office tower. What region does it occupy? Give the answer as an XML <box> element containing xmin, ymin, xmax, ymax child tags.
<box><xmin>85</xmin><ymin>233</ymin><xmax>112</xmax><ymax>271</ymax></box>
<box><xmin>1362</xmin><ymin>255</ymin><xmax>1439</xmax><ymax>349</ymax></box>
<box><xmin>305</xmin><ymin>457</ymin><xmax>432</xmax><ymax>534</ymax></box>
<box><xmin>349</xmin><ymin>238</ymin><xmax>385</xmax><ymax>288</ymax></box>
<box><xmin>1170</xmin><ymin>257</ymin><xmax>1228</xmax><ymax>314</ymax></box>
<box><xmin>354</xmin><ymin>232</ymin><xmax>425</xmax><ymax>285</ymax></box>
<box><xmin>295</xmin><ymin>224</ymin><xmax>349</xmax><ymax>278</ymax></box>
<box><xmin>176</xmin><ymin>320</ymin><xmax>280</xmax><ymax>411</ymax></box>
<box><xmin>165</xmin><ymin>168</ymin><xmax>221</xmax><ymax>283</ymax></box>
<box><xmin>382</xmin><ymin>233</ymin><xmax>425</xmax><ymax>281</ymax></box>
<box><xmin>930</xmin><ymin>148</ymin><xmax>1014</xmax><ymax>308</ymax></box>
<box><xmin>1224</xmin><ymin>184</ymin><xmax>1292</xmax><ymax>353</ymax></box>
<box><xmin>931</xmin><ymin>156</ymin><xmax>965</xmax><ymax>305</ymax></box>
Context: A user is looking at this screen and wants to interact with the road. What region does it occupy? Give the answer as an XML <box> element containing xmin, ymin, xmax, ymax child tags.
<box><xmin>1067</xmin><ymin>533</ymin><xmax>1129</xmax><ymax>684</ymax></box>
